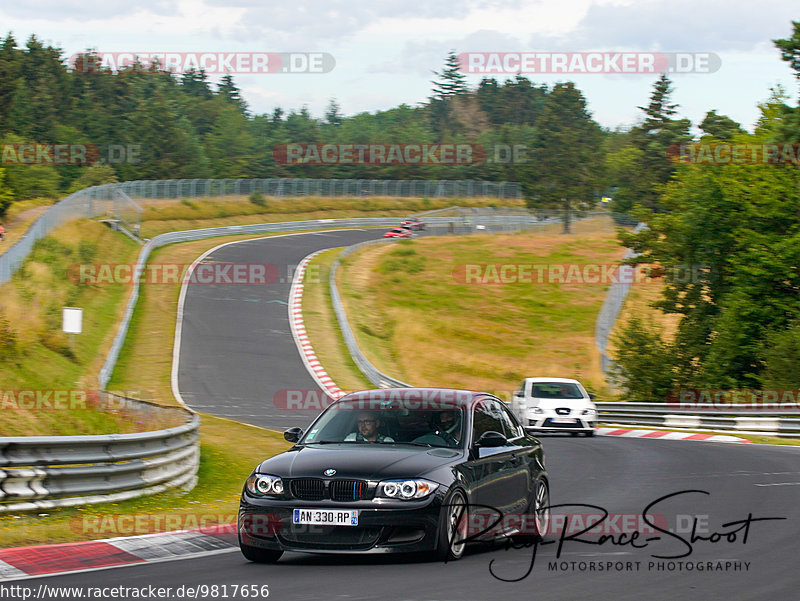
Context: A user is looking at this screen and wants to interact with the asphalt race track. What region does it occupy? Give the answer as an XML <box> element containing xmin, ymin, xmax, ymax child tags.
<box><xmin>173</xmin><ymin>228</ymin><xmax>384</xmax><ymax>428</ymax></box>
<box><xmin>19</xmin><ymin>228</ymin><xmax>800</xmax><ymax>600</ymax></box>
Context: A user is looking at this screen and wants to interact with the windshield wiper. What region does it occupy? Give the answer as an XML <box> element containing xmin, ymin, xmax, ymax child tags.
<box><xmin>383</xmin><ymin>441</ymin><xmax>433</xmax><ymax>447</ymax></box>
<box><xmin>309</xmin><ymin>439</ymin><xmax>371</xmax><ymax>444</ymax></box>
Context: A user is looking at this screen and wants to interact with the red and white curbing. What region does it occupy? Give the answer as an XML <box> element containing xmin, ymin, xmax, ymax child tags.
<box><xmin>598</xmin><ymin>426</ymin><xmax>752</xmax><ymax>443</ymax></box>
<box><xmin>288</xmin><ymin>250</ymin><xmax>346</xmax><ymax>401</ymax></box>
<box><xmin>0</xmin><ymin>526</ymin><xmax>238</xmax><ymax>580</ymax></box>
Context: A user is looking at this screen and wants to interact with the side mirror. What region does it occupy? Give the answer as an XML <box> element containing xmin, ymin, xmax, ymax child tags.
<box><xmin>475</xmin><ymin>431</ymin><xmax>508</xmax><ymax>448</ymax></box>
<box><xmin>513</xmin><ymin>390</ymin><xmax>523</xmax><ymax>398</ymax></box>
<box><xmin>284</xmin><ymin>427</ymin><xmax>304</xmax><ymax>443</ymax></box>
<box><xmin>588</xmin><ymin>393</ymin><xmax>597</xmax><ymax>400</ymax></box>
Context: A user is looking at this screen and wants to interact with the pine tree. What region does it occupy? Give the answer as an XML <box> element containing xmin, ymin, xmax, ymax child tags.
<box><xmin>525</xmin><ymin>83</ymin><xmax>603</xmax><ymax>232</ymax></box>
<box><xmin>430</xmin><ymin>51</ymin><xmax>467</xmax><ymax>101</ymax></box>
<box><xmin>217</xmin><ymin>74</ymin><xmax>248</xmax><ymax>114</ymax></box>
<box><xmin>325</xmin><ymin>98</ymin><xmax>343</xmax><ymax>126</ymax></box>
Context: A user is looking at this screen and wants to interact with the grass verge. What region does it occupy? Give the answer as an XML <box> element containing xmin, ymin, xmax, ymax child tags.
<box><xmin>0</xmin><ymin>220</ymin><xmax>146</xmax><ymax>435</ymax></box>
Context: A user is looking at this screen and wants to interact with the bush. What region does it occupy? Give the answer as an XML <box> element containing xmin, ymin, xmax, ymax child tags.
<box><xmin>761</xmin><ymin>322</ymin><xmax>800</xmax><ymax>388</ymax></box>
<box><xmin>249</xmin><ymin>191</ymin><xmax>267</xmax><ymax>207</ymax></box>
<box><xmin>610</xmin><ymin>316</ymin><xmax>676</xmax><ymax>402</ymax></box>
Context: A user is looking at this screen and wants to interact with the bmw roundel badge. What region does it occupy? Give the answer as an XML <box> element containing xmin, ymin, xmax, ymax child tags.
<box><xmin>324</xmin><ymin>469</ymin><xmax>336</xmax><ymax>476</ymax></box>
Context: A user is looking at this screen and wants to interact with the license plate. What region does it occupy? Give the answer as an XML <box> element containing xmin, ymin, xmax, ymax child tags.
<box><xmin>551</xmin><ymin>418</ymin><xmax>577</xmax><ymax>424</ymax></box>
<box><xmin>293</xmin><ymin>509</ymin><xmax>359</xmax><ymax>526</ymax></box>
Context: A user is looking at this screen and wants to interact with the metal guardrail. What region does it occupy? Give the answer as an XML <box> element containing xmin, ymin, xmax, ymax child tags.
<box><xmin>331</xmin><ymin>240</ymin><xmax>413</xmax><ymax>390</ymax></box>
<box><xmin>594</xmin><ymin>222</ymin><xmax>647</xmax><ymax>379</ymax></box>
<box><xmin>0</xmin><ymin>394</ymin><xmax>198</xmax><ymax>512</ymax></box>
<box><xmin>327</xmin><ymin>218</ymin><xmax>800</xmax><ymax>438</ymax></box>
<box><xmin>0</xmin><ymin>178</ymin><xmax>522</xmax><ymax>288</ymax></box>
<box><xmin>596</xmin><ymin>402</ymin><xmax>800</xmax><ymax>436</ymax></box>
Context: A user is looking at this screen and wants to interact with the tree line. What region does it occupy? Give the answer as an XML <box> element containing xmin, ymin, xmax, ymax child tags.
<box><xmin>613</xmin><ymin>21</ymin><xmax>800</xmax><ymax>398</ymax></box>
<box><xmin>0</xmin><ymin>33</ymin><xmax>774</xmax><ymax>218</ymax></box>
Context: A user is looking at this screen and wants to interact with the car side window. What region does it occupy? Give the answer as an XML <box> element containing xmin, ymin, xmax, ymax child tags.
<box><xmin>494</xmin><ymin>401</ymin><xmax>522</xmax><ymax>440</ymax></box>
<box><xmin>472</xmin><ymin>400</ymin><xmax>507</xmax><ymax>444</ymax></box>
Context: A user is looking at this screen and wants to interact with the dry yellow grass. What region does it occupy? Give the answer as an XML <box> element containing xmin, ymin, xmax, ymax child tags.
<box><xmin>0</xmin><ymin>199</ymin><xmax>53</xmax><ymax>253</ymax></box>
<box><xmin>338</xmin><ymin>216</ymin><xmax>626</xmax><ymax>399</ymax></box>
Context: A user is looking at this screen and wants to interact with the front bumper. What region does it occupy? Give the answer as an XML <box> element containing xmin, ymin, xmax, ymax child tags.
<box><xmin>239</xmin><ymin>493</ymin><xmax>444</xmax><ymax>555</ymax></box>
<box><xmin>526</xmin><ymin>416</ymin><xmax>596</xmax><ymax>432</ymax></box>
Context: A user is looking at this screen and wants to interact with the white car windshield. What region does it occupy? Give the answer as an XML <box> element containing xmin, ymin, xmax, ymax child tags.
<box><xmin>532</xmin><ymin>383</ymin><xmax>584</xmax><ymax>399</ymax></box>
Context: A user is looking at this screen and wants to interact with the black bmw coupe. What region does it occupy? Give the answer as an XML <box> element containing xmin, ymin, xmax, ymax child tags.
<box><xmin>238</xmin><ymin>388</ymin><xmax>550</xmax><ymax>562</ymax></box>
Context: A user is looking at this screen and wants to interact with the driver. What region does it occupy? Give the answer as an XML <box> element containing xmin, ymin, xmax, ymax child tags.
<box><xmin>434</xmin><ymin>410</ymin><xmax>462</xmax><ymax>446</ymax></box>
<box><xmin>345</xmin><ymin>411</ymin><xmax>394</xmax><ymax>442</ymax></box>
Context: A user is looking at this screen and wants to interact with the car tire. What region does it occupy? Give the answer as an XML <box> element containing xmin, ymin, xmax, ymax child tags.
<box><xmin>239</xmin><ymin>538</ymin><xmax>283</xmax><ymax>563</ymax></box>
<box><xmin>585</xmin><ymin>430</ymin><xmax>595</xmax><ymax>437</ymax></box>
<box><xmin>532</xmin><ymin>478</ymin><xmax>550</xmax><ymax>540</ymax></box>
<box><xmin>513</xmin><ymin>477</ymin><xmax>550</xmax><ymax>543</ymax></box>
<box><xmin>433</xmin><ymin>489</ymin><xmax>469</xmax><ymax>561</ymax></box>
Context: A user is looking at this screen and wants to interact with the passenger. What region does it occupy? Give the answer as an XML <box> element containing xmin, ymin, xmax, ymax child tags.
<box><xmin>345</xmin><ymin>411</ymin><xmax>394</xmax><ymax>442</ymax></box>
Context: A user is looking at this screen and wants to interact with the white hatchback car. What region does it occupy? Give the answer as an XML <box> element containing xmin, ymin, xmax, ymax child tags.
<box><xmin>511</xmin><ymin>377</ymin><xmax>597</xmax><ymax>436</ymax></box>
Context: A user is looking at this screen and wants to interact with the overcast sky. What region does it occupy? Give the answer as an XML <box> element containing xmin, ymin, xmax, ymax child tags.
<box><xmin>3</xmin><ymin>0</ymin><xmax>798</xmax><ymax>132</ymax></box>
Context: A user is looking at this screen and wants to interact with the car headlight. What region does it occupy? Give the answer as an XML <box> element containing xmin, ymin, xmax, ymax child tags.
<box><xmin>246</xmin><ymin>474</ymin><xmax>284</xmax><ymax>497</ymax></box>
<box><xmin>529</xmin><ymin>407</ymin><xmax>544</xmax><ymax>414</ymax></box>
<box><xmin>377</xmin><ymin>479</ymin><xmax>438</xmax><ymax>500</ymax></box>
<box><xmin>582</xmin><ymin>408</ymin><xmax>596</xmax><ymax>416</ymax></box>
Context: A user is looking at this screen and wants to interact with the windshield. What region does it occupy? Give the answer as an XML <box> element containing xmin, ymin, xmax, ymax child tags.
<box><xmin>531</xmin><ymin>382</ymin><xmax>585</xmax><ymax>400</ymax></box>
<box><xmin>301</xmin><ymin>399</ymin><xmax>466</xmax><ymax>448</ymax></box>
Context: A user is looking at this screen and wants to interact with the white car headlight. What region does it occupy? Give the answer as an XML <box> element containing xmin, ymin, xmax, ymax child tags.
<box><xmin>530</xmin><ymin>407</ymin><xmax>544</xmax><ymax>414</ymax></box>
<box><xmin>582</xmin><ymin>408</ymin><xmax>597</xmax><ymax>415</ymax></box>
<box><xmin>377</xmin><ymin>479</ymin><xmax>438</xmax><ymax>500</ymax></box>
<box><xmin>246</xmin><ymin>474</ymin><xmax>284</xmax><ymax>497</ymax></box>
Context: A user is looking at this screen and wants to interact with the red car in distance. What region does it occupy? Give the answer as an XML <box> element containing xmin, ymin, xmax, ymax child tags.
<box><xmin>383</xmin><ymin>228</ymin><xmax>413</xmax><ymax>238</ymax></box>
<box><xmin>401</xmin><ymin>217</ymin><xmax>426</xmax><ymax>230</ymax></box>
